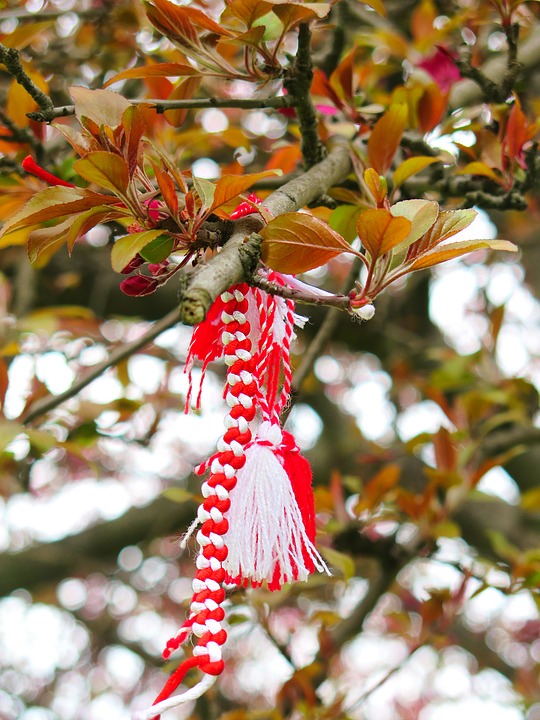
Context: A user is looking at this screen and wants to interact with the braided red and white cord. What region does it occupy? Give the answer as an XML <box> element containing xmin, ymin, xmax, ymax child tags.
<box><xmin>135</xmin><ymin>286</ymin><xmax>257</xmax><ymax>720</ymax></box>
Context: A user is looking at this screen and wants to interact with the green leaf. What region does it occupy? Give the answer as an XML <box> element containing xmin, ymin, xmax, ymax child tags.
<box><xmin>162</xmin><ymin>487</ymin><xmax>194</xmax><ymax>503</ymax></box>
<box><xmin>329</xmin><ymin>204</ymin><xmax>363</xmax><ymax>243</ymax></box>
<box><xmin>319</xmin><ymin>547</ymin><xmax>355</xmax><ymax>580</ymax></box>
<box><xmin>139</xmin><ymin>234</ymin><xmax>174</xmax><ymax>263</ymax></box>
<box><xmin>111</xmin><ymin>229</ymin><xmax>166</xmax><ymax>272</ymax></box>
<box><xmin>74</xmin><ymin>152</ymin><xmax>130</xmax><ymax>195</ymax></box>
<box><xmin>390</xmin><ymin>199</ymin><xmax>439</xmax><ymax>249</ymax></box>
<box><xmin>192</xmin><ymin>176</ymin><xmax>216</xmax><ymax>214</ymax></box>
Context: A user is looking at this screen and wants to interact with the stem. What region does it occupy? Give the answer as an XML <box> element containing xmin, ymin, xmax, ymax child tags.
<box><xmin>28</xmin><ymin>95</ymin><xmax>295</xmax><ymax>123</ymax></box>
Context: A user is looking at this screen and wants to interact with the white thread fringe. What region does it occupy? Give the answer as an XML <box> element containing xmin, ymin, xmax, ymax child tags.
<box><xmin>222</xmin><ymin>422</ymin><xmax>328</xmax><ymax>586</ymax></box>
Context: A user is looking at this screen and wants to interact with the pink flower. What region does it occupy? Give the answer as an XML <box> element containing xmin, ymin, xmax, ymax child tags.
<box><xmin>418</xmin><ymin>47</ymin><xmax>461</xmax><ymax>94</ymax></box>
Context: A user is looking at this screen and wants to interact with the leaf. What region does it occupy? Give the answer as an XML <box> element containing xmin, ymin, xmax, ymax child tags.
<box><xmin>27</xmin><ymin>219</ymin><xmax>73</xmax><ymax>265</ymax></box>
<box><xmin>368</xmin><ymin>104</ymin><xmax>407</xmax><ymax>175</ymax></box>
<box><xmin>364</xmin><ymin>168</ymin><xmax>387</xmax><ymax>205</ymax></box>
<box><xmin>103</xmin><ymin>62</ymin><xmax>201</xmax><ymax>88</ymax></box>
<box><xmin>0</xmin><ymin>186</ymin><xmax>113</xmax><ymax>238</ymax></box>
<box><xmin>419</xmin><ymin>208</ymin><xmax>478</xmax><ymax>249</ymax></box>
<box><xmin>162</xmin><ymin>487</ymin><xmax>194</xmax><ymax>503</ymax></box>
<box><xmin>393</xmin><ymin>156</ymin><xmax>440</xmax><ymax>187</ymax></box>
<box><xmin>139</xmin><ymin>234</ymin><xmax>174</xmax><ymax>263</ymax></box>
<box><xmin>66</xmin><ymin>206</ymin><xmax>123</xmax><ymax>254</ymax></box>
<box><xmin>457</xmin><ymin>161</ymin><xmax>503</xmax><ymax>185</ymax></box>
<box><xmin>74</xmin><ymin>152</ymin><xmax>130</xmax><ymax>195</ymax></box>
<box><xmin>329</xmin><ymin>204</ymin><xmax>363</xmax><ymax>243</ymax></box>
<box><xmin>272</xmin><ymin>2</ymin><xmax>331</xmax><ymax>33</ymax></box>
<box><xmin>165</xmin><ymin>76</ymin><xmax>202</xmax><ymax>127</ymax></box>
<box><xmin>319</xmin><ymin>547</ymin><xmax>355</xmax><ymax>580</ymax></box>
<box><xmin>152</xmin><ymin>163</ymin><xmax>179</xmax><ymax>216</ymax></box>
<box><xmin>356</xmin><ymin>208</ymin><xmax>411</xmax><ymax>259</ymax></box>
<box><xmin>224</xmin><ymin>0</ymin><xmax>273</xmax><ymax>27</ymax></box>
<box><xmin>192</xmin><ymin>176</ymin><xmax>216</xmax><ymax>214</ymax></box>
<box><xmin>70</xmin><ymin>86</ymin><xmax>131</xmax><ymax>127</ymax></box>
<box><xmin>122</xmin><ymin>105</ymin><xmax>147</xmax><ymax>175</ymax></box>
<box><xmin>390</xmin><ymin>199</ymin><xmax>439</xmax><ymax>246</ymax></box>
<box><xmin>111</xmin><ymin>229</ymin><xmax>166</xmax><ymax>272</ymax></box>
<box><xmin>7</xmin><ymin>69</ymin><xmax>48</xmax><ymax>127</ymax></box>
<box><xmin>260</xmin><ymin>213</ymin><xmax>354</xmax><ymax>273</ymax></box>
<box><xmin>210</xmin><ymin>170</ymin><xmax>280</xmax><ymax>214</ymax></box>
<box><xmin>408</xmin><ymin>239</ymin><xmax>517</xmax><ymax>270</ymax></box>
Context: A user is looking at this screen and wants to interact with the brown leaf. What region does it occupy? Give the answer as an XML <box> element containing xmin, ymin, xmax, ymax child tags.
<box><xmin>260</xmin><ymin>212</ymin><xmax>354</xmax><ymax>273</ymax></box>
<box><xmin>122</xmin><ymin>105</ymin><xmax>147</xmax><ymax>175</ymax></box>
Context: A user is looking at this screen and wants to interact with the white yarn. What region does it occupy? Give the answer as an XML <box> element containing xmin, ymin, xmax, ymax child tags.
<box><xmin>132</xmin><ymin>674</ymin><xmax>216</xmax><ymax>720</ymax></box>
<box><xmin>222</xmin><ymin>422</ymin><xmax>328</xmax><ymax>586</ymax></box>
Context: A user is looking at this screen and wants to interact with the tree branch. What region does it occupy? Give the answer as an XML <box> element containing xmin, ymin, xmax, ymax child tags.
<box><xmin>284</xmin><ymin>23</ymin><xmax>326</xmax><ymax>169</ymax></box>
<box><xmin>21</xmin><ymin>307</ymin><xmax>182</xmax><ymax>426</ymax></box>
<box><xmin>0</xmin><ymin>43</ymin><xmax>54</xmax><ymax>113</ymax></box>
<box><xmin>178</xmin><ymin>139</ymin><xmax>353</xmax><ymax>325</ymax></box>
<box><xmin>27</xmin><ymin>96</ymin><xmax>295</xmax><ymax>123</ymax></box>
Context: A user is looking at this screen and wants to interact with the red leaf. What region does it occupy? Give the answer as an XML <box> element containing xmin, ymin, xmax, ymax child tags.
<box><xmin>368</xmin><ymin>104</ymin><xmax>407</xmax><ymax>175</ymax></box>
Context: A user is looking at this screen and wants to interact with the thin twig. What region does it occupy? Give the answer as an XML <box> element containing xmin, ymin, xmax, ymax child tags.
<box><xmin>27</xmin><ymin>95</ymin><xmax>295</xmax><ymax>123</ymax></box>
<box><xmin>252</xmin><ymin>276</ymin><xmax>351</xmax><ymax>310</ymax></box>
<box><xmin>21</xmin><ymin>307</ymin><xmax>182</xmax><ymax>425</ymax></box>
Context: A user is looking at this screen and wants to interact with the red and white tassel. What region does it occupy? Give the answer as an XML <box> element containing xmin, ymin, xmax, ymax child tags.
<box><xmin>139</xmin><ymin>279</ymin><xmax>330</xmax><ymax>720</ymax></box>
<box><xmin>223</xmin><ymin>420</ymin><xmax>328</xmax><ymax>590</ymax></box>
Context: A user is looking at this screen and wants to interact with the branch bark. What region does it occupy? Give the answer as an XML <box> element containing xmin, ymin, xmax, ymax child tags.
<box><xmin>179</xmin><ymin>139</ymin><xmax>352</xmax><ymax>325</ymax></box>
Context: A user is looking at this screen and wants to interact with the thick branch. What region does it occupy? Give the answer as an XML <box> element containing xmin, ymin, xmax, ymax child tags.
<box><xmin>27</xmin><ymin>96</ymin><xmax>295</xmax><ymax>123</ymax></box>
<box><xmin>178</xmin><ymin>140</ymin><xmax>352</xmax><ymax>325</ymax></box>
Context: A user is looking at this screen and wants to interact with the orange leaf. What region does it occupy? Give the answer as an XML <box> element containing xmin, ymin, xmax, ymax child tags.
<box><xmin>361</xmin><ymin>0</ymin><xmax>386</xmax><ymax>15</ymax></box>
<box><xmin>457</xmin><ymin>161</ymin><xmax>503</xmax><ymax>185</ymax></box>
<box><xmin>408</xmin><ymin>239</ymin><xmax>517</xmax><ymax>270</ymax></box>
<box><xmin>265</xmin><ymin>144</ymin><xmax>302</xmax><ymax>174</ymax></box>
<box><xmin>272</xmin><ymin>2</ymin><xmax>331</xmax><ymax>33</ymax></box>
<box><xmin>356</xmin><ymin>208</ymin><xmax>411</xmax><ymax>259</ymax></box>
<box><xmin>393</xmin><ymin>156</ymin><xmax>440</xmax><ymax>187</ymax></box>
<box><xmin>152</xmin><ymin>163</ymin><xmax>179</xmax><ymax>216</ymax></box>
<box><xmin>364</xmin><ymin>168</ymin><xmax>387</xmax><ymax>205</ymax></box>
<box><xmin>224</xmin><ymin>0</ymin><xmax>273</xmax><ymax>28</ymax></box>
<box><xmin>368</xmin><ymin>104</ymin><xmax>407</xmax><ymax>175</ymax></box>
<box><xmin>165</xmin><ymin>77</ymin><xmax>202</xmax><ymax>127</ymax></box>
<box><xmin>74</xmin><ymin>152</ymin><xmax>130</xmax><ymax>195</ymax></box>
<box><xmin>418</xmin><ymin>208</ymin><xmax>477</xmax><ymax>251</ymax></box>
<box><xmin>260</xmin><ymin>212</ymin><xmax>353</xmax><ymax>273</ymax></box>
<box><xmin>103</xmin><ymin>62</ymin><xmax>201</xmax><ymax>88</ymax></box>
<box><xmin>210</xmin><ymin>170</ymin><xmax>280</xmax><ymax>213</ymax></box>
<box><xmin>0</xmin><ymin>186</ymin><xmax>115</xmax><ymax>238</ymax></box>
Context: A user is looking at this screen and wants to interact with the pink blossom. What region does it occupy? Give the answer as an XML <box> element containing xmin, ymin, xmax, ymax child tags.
<box><xmin>418</xmin><ymin>47</ymin><xmax>460</xmax><ymax>94</ymax></box>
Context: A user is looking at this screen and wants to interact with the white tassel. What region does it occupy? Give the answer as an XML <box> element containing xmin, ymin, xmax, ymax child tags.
<box><xmin>223</xmin><ymin>421</ymin><xmax>327</xmax><ymax>587</ymax></box>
